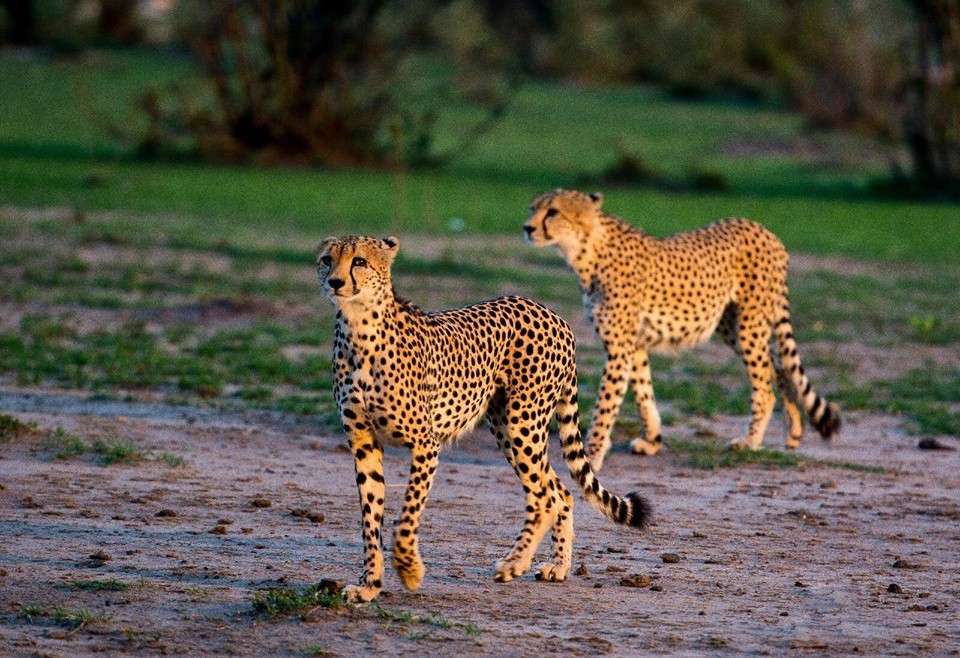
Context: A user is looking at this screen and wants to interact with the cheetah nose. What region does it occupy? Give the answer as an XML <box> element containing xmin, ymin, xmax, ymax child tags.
<box><xmin>328</xmin><ymin>277</ymin><xmax>345</xmax><ymax>290</ymax></box>
<box><xmin>523</xmin><ymin>225</ymin><xmax>535</xmax><ymax>236</ymax></box>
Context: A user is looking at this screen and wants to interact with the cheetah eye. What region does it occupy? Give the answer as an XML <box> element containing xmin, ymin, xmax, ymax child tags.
<box><xmin>319</xmin><ymin>255</ymin><xmax>332</xmax><ymax>267</ymax></box>
<box><xmin>545</xmin><ymin>208</ymin><xmax>559</xmax><ymax>218</ymax></box>
<box><xmin>352</xmin><ymin>257</ymin><xmax>367</xmax><ymax>268</ymax></box>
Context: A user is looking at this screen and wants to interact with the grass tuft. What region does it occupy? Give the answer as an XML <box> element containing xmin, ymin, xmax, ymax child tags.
<box><xmin>44</xmin><ymin>426</ymin><xmax>88</xmax><ymax>459</ymax></box>
<box><xmin>159</xmin><ymin>452</ymin><xmax>186</xmax><ymax>468</ymax></box>
<box><xmin>69</xmin><ymin>578</ymin><xmax>131</xmax><ymax>592</ymax></box>
<box><xmin>0</xmin><ymin>413</ymin><xmax>36</xmax><ymax>441</ymax></box>
<box><xmin>18</xmin><ymin>604</ymin><xmax>111</xmax><ymax>629</ymax></box>
<box><xmin>92</xmin><ymin>438</ymin><xmax>144</xmax><ymax>465</ymax></box>
<box><xmin>668</xmin><ymin>438</ymin><xmax>801</xmax><ymax>469</ymax></box>
<box><xmin>252</xmin><ymin>582</ymin><xmax>345</xmax><ymax>617</ymax></box>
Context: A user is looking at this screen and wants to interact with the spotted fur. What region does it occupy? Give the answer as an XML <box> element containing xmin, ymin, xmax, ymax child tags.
<box><xmin>317</xmin><ymin>235</ymin><xmax>650</xmax><ymax>602</ymax></box>
<box><xmin>524</xmin><ymin>189</ymin><xmax>840</xmax><ymax>469</ymax></box>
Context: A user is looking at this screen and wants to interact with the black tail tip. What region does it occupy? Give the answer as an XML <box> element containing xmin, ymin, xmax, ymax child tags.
<box><xmin>625</xmin><ymin>492</ymin><xmax>652</xmax><ymax>529</ymax></box>
<box><xmin>815</xmin><ymin>402</ymin><xmax>841</xmax><ymax>439</ymax></box>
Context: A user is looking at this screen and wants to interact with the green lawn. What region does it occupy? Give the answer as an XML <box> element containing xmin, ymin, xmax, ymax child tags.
<box><xmin>1</xmin><ymin>48</ymin><xmax>958</xmax><ymax>264</ymax></box>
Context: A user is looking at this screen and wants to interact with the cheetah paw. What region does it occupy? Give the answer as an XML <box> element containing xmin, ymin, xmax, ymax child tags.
<box><xmin>493</xmin><ymin>558</ymin><xmax>530</xmax><ymax>583</ymax></box>
<box><xmin>728</xmin><ymin>438</ymin><xmax>760</xmax><ymax>451</ymax></box>
<box><xmin>534</xmin><ymin>562</ymin><xmax>569</xmax><ymax>582</ymax></box>
<box><xmin>784</xmin><ymin>436</ymin><xmax>801</xmax><ymax>450</ymax></box>
<box><xmin>629</xmin><ymin>437</ymin><xmax>662</xmax><ymax>456</ymax></box>
<box><xmin>394</xmin><ymin>558</ymin><xmax>425</xmax><ymax>591</ymax></box>
<box><xmin>343</xmin><ymin>583</ymin><xmax>380</xmax><ymax>603</ymax></box>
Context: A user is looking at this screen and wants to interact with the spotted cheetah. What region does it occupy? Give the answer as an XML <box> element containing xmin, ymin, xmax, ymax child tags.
<box><xmin>523</xmin><ymin>189</ymin><xmax>840</xmax><ymax>470</ymax></box>
<box><xmin>316</xmin><ymin>235</ymin><xmax>650</xmax><ymax>603</ymax></box>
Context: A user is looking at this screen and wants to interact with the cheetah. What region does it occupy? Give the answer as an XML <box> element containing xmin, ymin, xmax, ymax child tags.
<box><xmin>317</xmin><ymin>235</ymin><xmax>650</xmax><ymax>603</ymax></box>
<box><xmin>523</xmin><ymin>189</ymin><xmax>840</xmax><ymax>470</ymax></box>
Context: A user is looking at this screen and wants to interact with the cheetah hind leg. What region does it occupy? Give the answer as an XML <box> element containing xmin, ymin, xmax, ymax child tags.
<box><xmin>535</xmin><ymin>475</ymin><xmax>573</xmax><ymax>583</ymax></box>
<box><xmin>776</xmin><ymin>363</ymin><xmax>804</xmax><ymax>449</ymax></box>
<box><xmin>493</xmin><ymin>420</ymin><xmax>554</xmax><ymax>583</ymax></box>
<box><xmin>628</xmin><ymin>348</ymin><xmax>663</xmax><ymax>457</ymax></box>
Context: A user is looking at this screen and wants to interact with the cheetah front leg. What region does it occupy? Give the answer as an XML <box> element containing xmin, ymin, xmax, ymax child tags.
<box><xmin>628</xmin><ymin>348</ymin><xmax>662</xmax><ymax>457</ymax></box>
<box><xmin>392</xmin><ymin>437</ymin><xmax>440</xmax><ymax>592</ymax></box>
<box><xmin>343</xmin><ymin>429</ymin><xmax>386</xmax><ymax>603</ymax></box>
<box><xmin>585</xmin><ymin>351</ymin><xmax>631</xmax><ymax>471</ymax></box>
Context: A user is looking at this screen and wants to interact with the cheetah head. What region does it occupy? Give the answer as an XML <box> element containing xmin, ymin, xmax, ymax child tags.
<box><xmin>316</xmin><ymin>235</ymin><xmax>399</xmax><ymax>308</ymax></box>
<box><xmin>524</xmin><ymin>189</ymin><xmax>603</xmax><ymax>249</ymax></box>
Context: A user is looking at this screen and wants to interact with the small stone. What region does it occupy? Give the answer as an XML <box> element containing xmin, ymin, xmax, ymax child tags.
<box><xmin>888</xmin><ymin>583</ymin><xmax>903</xmax><ymax>594</ymax></box>
<box><xmin>574</xmin><ymin>563</ymin><xmax>588</xmax><ymax>577</ymax></box>
<box><xmin>209</xmin><ymin>525</ymin><xmax>227</xmax><ymax>535</ymax></box>
<box><xmin>605</xmin><ymin>546</ymin><xmax>626</xmax><ymax>553</ymax></box>
<box><xmin>918</xmin><ymin>592</ymin><xmax>931</xmax><ymax>598</ymax></box>
<box><xmin>593</xmin><ymin>582</ymin><xmax>603</xmax><ymax>588</ymax></box>
<box><xmin>917</xmin><ymin>437</ymin><xmax>955</xmax><ymax>451</ymax></box>
<box><xmin>604</xmin><ymin>565</ymin><xmax>626</xmax><ymax>573</ymax></box>
<box><xmin>89</xmin><ymin>550</ymin><xmax>111</xmax><ymax>562</ymax></box>
<box><xmin>217</xmin><ymin>518</ymin><xmax>234</xmax><ymax>525</ymax></box>
<box><xmin>241</xmin><ymin>527</ymin><xmax>253</xmax><ymax>534</ymax></box>
<box><xmin>691</xmin><ymin>531</ymin><xmax>708</xmax><ymax>539</ymax></box>
<box><xmin>306</xmin><ymin>512</ymin><xmax>324</xmax><ymax>524</ymax></box>
<box><xmin>893</xmin><ymin>558</ymin><xmax>918</xmax><ymax>569</ymax></box>
<box><xmin>794</xmin><ymin>580</ymin><xmax>808</xmax><ymax>587</ymax></box>
<box><xmin>779</xmin><ymin>611</ymin><xmax>789</xmax><ymax>617</ymax></box>
<box><xmin>650</xmin><ymin>584</ymin><xmax>663</xmax><ymax>592</ymax></box>
<box><xmin>250</xmin><ymin>498</ymin><xmax>271</xmax><ymax>508</ymax></box>
<box><xmin>661</xmin><ymin>553</ymin><xmax>681</xmax><ymax>564</ymax></box>
<box><xmin>820</xmin><ymin>481</ymin><xmax>837</xmax><ymax>490</ymax></box>
<box><xmin>620</xmin><ymin>574</ymin><xmax>652</xmax><ymax>588</ymax></box>
<box><xmin>155</xmin><ymin>509</ymin><xmax>177</xmax><ymax>517</ymax></box>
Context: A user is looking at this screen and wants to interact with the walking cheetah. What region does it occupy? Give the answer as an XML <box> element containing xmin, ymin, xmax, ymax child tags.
<box><xmin>523</xmin><ymin>189</ymin><xmax>840</xmax><ymax>470</ymax></box>
<box><xmin>317</xmin><ymin>235</ymin><xmax>650</xmax><ymax>603</ymax></box>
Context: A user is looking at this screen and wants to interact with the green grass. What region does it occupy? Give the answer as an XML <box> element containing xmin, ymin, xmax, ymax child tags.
<box><xmin>373</xmin><ymin>605</ymin><xmax>482</xmax><ymax>637</ymax></box>
<box><xmin>91</xmin><ymin>438</ymin><xmax>143</xmax><ymax>465</ymax></box>
<box><xmin>159</xmin><ymin>452</ymin><xmax>186</xmax><ymax>468</ymax></box>
<box><xmin>252</xmin><ymin>583</ymin><xmax>345</xmax><ymax>617</ymax></box>
<box><xmin>44</xmin><ymin>426</ymin><xmax>88</xmax><ymax>459</ymax></box>
<box><xmin>1</xmin><ymin>49</ymin><xmax>958</xmax><ymax>264</ymax></box>
<box><xmin>668</xmin><ymin>438</ymin><xmax>802</xmax><ymax>469</ymax></box>
<box><xmin>69</xmin><ymin>578</ymin><xmax>131</xmax><ymax>592</ymax></box>
<box><xmin>18</xmin><ymin>604</ymin><xmax>111</xmax><ymax>629</ymax></box>
<box><xmin>0</xmin><ymin>413</ymin><xmax>36</xmax><ymax>441</ymax></box>
<box><xmin>667</xmin><ymin>437</ymin><xmax>885</xmax><ymax>473</ymax></box>
<box><xmin>834</xmin><ymin>368</ymin><xmax>960</xmax><ymax>437</ymax></box>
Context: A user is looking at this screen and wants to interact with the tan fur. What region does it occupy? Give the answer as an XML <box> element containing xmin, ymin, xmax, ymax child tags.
<box><xmin>524</xmin><ymin>190</ymin><xmax>840</xmax><ymax>469</ymax></box>
<box><xmin>317</xmin><ymin>235</ymin><xmax>650</xmax><ymax>602</ymax></box>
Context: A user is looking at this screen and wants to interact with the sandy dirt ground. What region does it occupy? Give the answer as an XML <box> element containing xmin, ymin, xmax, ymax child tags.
<box><xmin>1</xmin><ymin>388</ymin><xmax>958</xmax><ymax>657</ymax></box>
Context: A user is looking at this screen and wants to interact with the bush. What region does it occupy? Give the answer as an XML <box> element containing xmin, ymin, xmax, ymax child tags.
<box><xmin>139</xmin><ymin>0</ymin><xmax>515</xmax><ymax>167</ymax></box>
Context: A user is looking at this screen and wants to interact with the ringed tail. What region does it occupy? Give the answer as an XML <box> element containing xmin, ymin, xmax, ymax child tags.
<box><xmin>555</xmin><ymin>371</ymin><xmax>651</xmax><ymax>528</ymax></box>
<box><xmin>774</xmin><ymin>296</ymin><xmax>841</xmax><ymax>438</ymax></box>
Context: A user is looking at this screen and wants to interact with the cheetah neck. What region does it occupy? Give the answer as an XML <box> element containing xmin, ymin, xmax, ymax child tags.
<box><xmin>557</xmin><ymin>221</ymin><xmax>605</xmax><ymax>291</ymax></box>
<box><xmin>336</xmin><ymin>290</ymin><xmax>423</xmax><ymax>349</ymax></box>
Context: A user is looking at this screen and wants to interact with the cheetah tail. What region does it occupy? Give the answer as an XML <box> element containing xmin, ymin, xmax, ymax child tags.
<box><xmin>555</xmin><ymin>372</ymin><xmax>651</xmax><ymax>529</ymax></box>
<box><xmin>773</xmin><ymin>298</ymin><xmax>841</xmax><ymax>438</ymax></box>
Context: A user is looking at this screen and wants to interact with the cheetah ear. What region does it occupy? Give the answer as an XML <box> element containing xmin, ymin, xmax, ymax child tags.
<box><xmin>381</xmin><ymin>236</ymin><xmax>400</xmax><ymax>259</ymax></box>
<box><xmin>316</xmin><ymin>236</ymin><xmax>336</xmax><ymax>257</ymax></box>
<box><xmin>588</xmin><ymin>191</ymin><xmax>604</xmax><ymax>208</ymax></box>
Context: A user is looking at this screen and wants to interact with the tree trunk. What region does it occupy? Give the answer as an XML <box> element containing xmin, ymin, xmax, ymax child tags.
<box><xmin>1</xmin><ymin>0</ymin><xmax>37</xmax><ymax>45</ymax></box>
<box><xmin>906</xmin><ymin>0</ymin><xmax>960</xmax><ymax>191</ymax></box>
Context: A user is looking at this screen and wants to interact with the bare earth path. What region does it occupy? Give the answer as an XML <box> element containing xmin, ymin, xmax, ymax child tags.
<box><xmin>1</xmin><ymin>391</ymin><xmax>958</xmax><ymax>657</ymax></box>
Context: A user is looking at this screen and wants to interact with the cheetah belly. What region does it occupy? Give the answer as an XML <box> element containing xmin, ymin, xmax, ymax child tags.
<box><xmin>429</xmin><ymin>380</ymin><xmax>498</xmax><ymax>443</ymax></box>
<box><xmin>637</xmin><ymin>303</ymin><xmax>727</xmax><ymax>354</ymax></box>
